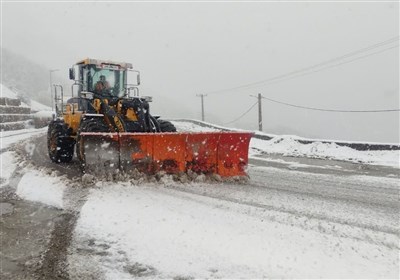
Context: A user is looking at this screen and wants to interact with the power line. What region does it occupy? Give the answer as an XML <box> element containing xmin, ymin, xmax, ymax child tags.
<box><xmin>208</xmin><ymin>37</ymin><xmax>399</xmax><ymax>94</ymax></box>
<box><xmin>206</xmin><ymin>36</ymin><xmax>399</xmax><ymax>95</ymax></box>
<box><xmin>259</xmin><ymin>45</ymin><xmax>399</xmax><ymax>88</ymax></box>
<box><xmin>223</xmin><ymin>101</ymin><xmax>258</xmax><ymax>125</ymax></box>
<box><xmin>261</xmin><ymin>96</ymin><xmax>400</xmax><ymax>113</ymax></box>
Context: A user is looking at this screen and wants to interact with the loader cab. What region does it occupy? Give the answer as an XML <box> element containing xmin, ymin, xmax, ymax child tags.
<box><xmin>70</xmin><ymin>58</ymin><xmax>139</xmax><ymax>100</ymax></box>
<box><xmin>72</xmin><ymin>64</ymin><xmax>126</xmax><ymax>98</ymax></box>
<box><xmin>86</xmin><ymin>65</ymin><xmax>125</xmax><ymax>98</ymax></box>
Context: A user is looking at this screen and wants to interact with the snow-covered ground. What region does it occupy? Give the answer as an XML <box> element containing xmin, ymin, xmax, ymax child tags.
<box><xmin>0</xmin><ymin>151</ymin><xmax>18</xmax><ymax>188</ymax></box>
<box><xmin>16</xmin><ymin>170</ymin><xmax>66</xmax><ymax>209</ymax></box>
<box><xmin>1</xmin><ymin>127</ymin><xmax>48</xmax><ymax>188</ymax></box>
<box><xmin>250</xmin><ymin>136</ymin><xmax>399</xmax><ymax>168</ymax></box>
<box><xmin>9</xmin><ymin>165</ymin><xmax>397</xmax><ymax>279</ymax></box>
<box><xmin>1</xmin><ymin>127</ymin><xmax>47</xmax><ymax>150</ymax></box>
<box><xmin>1</xmin><ymin>119</ymin><xmax>399</xmax><ymax>278</ymax></box>
<box><xmin>68</xmin><ymin>181</ymin><xmax>398</xmax><ymax>279</ymax></box>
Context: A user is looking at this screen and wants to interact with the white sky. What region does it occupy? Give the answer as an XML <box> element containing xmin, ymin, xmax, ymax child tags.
<box><xmin>2</xmin><ymin>1</ymin><xmax>399</xmax><ymax>142</ymax></box>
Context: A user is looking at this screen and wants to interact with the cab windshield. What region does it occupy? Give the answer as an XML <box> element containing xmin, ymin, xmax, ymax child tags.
<box><xmin>87</xmin><ymin>66</ymin><xmax>125</xmax><ymax>97</ymax></box>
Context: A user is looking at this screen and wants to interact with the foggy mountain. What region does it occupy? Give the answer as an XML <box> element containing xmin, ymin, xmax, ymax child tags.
<box><xmin>1</xmin><ymin>48</ymin><xmax>57</xmax><ymax>105</ymax></box>
<box><xmin>1</xmin><ymin>48</ymin><xmax>197</xmax><ymax>120</ymax></box>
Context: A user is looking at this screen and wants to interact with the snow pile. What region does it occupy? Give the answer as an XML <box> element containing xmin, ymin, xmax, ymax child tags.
<box><xmin>250</xmin><ymin>136</ymin><xmax>400</xmax><ymax>168</ymax></box>
<box><xmin>16</xmin><ymin>170</ymin><xmax>66</xmax><ymax>209</ymax></box>
<box><xmin>1</xmin><ymin>84</ymin><xmax>18</xmax><ymax>99</ymax></box>
<box><xmin>0</xmin><ymin>151</ymin><xmax>18</xmax><ymax>188</ymax></box>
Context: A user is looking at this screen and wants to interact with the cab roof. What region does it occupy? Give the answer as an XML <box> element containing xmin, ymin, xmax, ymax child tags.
<box><xmin>75</xmin><ymin>58</ymin><xmax>133</xmax><ymax>69</ymax></box>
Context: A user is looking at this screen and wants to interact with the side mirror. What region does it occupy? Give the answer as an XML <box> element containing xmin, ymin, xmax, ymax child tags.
<box><xmin>126</xmin><ymin>70</ymin><xmax>140</xmax><ymax>86</ymax></box>
<box><xmin>69</xmin><ymin>68</ymin><xmax>75</xmax><ymax>80</ymax></box>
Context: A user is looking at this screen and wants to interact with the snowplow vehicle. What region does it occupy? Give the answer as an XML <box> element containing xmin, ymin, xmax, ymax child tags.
<box><xmin>47</xmin><ymin>58</ymin><xmax>253</xmax><ymax>177</ymax></box>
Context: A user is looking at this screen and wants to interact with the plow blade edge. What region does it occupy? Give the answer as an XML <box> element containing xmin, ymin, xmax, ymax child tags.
<box><xmin>80</xmin><ymin>132</ymin><xmax>253</xmax><ymax>177</ymax></box>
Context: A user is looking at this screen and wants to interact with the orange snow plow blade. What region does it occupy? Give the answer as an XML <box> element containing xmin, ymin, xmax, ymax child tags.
<box><xmin>80</xmin><ymin>132</ymin><xmax>253</xmax><ymax>177</ymax></box>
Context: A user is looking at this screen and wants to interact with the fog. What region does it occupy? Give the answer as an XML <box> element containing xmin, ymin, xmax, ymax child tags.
<box><xmin>2</xmin><ymin>1</ymin><xmax>399</xmax><ymax>143</ymax></box>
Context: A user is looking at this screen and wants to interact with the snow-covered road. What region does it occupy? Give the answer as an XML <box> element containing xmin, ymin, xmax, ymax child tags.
<box><xmin>1</xmin><ymin>127</ymin><xmax>47</xmax><ymax>152</ymax></box>
<box><xmin>67</xmin><ymin>168</ymin><xmax>398</xmax><ymax>279</ymax></box>
<box><xmin>1</xmin><ymin>122</ymin><xmax>399</xmax><ymax>279</ymax></box>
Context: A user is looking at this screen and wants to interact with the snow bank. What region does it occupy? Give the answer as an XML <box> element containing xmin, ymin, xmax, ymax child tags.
<box><xmin>0</xmin><ymin>151</ymin><xmax>18</xmax><ymax>188</ymax></box>
<box><xmin>16</xmin><ymin>170</ymin><xmax>66</xmax><ymax>209</ymax></box>
<box><xmin>72</xmin><ymin>183</ymin><xmax>397</xmax><ymax>279</ymax></box>
<box><xmin>250</xmin><ymin>136</ymin><xmax>400</xmax><ymax>168</ymax></box>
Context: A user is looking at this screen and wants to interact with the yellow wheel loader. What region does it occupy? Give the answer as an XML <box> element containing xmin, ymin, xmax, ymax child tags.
<box><xmin>48</xmin><ymin>58</ymin><xmax>253</xmax><ymax>176</ymax></box>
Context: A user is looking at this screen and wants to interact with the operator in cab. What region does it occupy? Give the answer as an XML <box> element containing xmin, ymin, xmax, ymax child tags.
<box><xmin>94</xmin><ymin>75</ymin><xmax>111</xmax><ymax>95</ymax></box>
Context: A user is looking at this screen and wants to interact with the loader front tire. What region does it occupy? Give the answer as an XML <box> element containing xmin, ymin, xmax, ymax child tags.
<box><xmin>47</xmin><ymin>121</ymin><xmax>74</xmax><ymax>163</ymax></box>
<box><xmin>158</xmin><ymin>119</ymin><xmax>177</xmax><ymax>132</ymax></box>
<box><xmin>76</xmin><ymin>118</ymin><xmax>111</xmax><ymax>164</ymax></box>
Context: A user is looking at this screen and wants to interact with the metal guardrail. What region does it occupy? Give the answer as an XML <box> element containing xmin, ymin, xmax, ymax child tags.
<box><xmin>171</xmin><ymin>119</ymin><xmax>400</xmax><ymax>151</ymax></box>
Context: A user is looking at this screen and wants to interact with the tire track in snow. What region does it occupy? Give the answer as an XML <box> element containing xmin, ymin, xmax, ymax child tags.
<box><xmin>161</xmin><ymin>182</ymin><xmax>399</xmax><ymax>249</ymax></box>
<box><xmin>11</xmin><ymin>134</ymin><xmax>90</xmax><ymax>279</ymax></box>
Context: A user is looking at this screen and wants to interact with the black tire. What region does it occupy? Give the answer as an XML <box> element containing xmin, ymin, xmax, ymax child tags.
<box><xmin>76</xmin><ymin>117</ymin><xmax>110</xmax><ymax>163</ymax></box>
<box><xmin>158</xmin><ymin>119</ymin><xmax>177</xmax><ymax>132</ymax></box>
<box><xmin>148</xmin><ymin>115</ymin><xmax>161</xmax><ymax>132</ymax></box>
<box><xmin>47</xmin><ymin>121</ymin><xmax>74</xmax><ymax>163</ymax></box>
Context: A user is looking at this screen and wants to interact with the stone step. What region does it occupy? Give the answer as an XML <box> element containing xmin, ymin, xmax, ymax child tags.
<box><xmin>0</xmin><ymin>120</ymin><xmax>32</xmax><ymax>131</ymax></box>
<box><xmin>0</xmin><ymin>106</ymin><xmax>31</xmax><ymax>114</ymax></box>
<box><xmin>0</xmin><ymin>97</ymin><xmax>21</xmax><ymax>106</ymax></box>
<box><xmin>0</xmin><ymin>114</ymin><xmax>32</xmax><ymax>123</ymax></box>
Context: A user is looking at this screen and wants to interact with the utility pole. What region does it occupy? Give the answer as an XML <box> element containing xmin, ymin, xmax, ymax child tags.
<box><xmin>251</xmin><ymin>93</ymin><xmax>263</xmax><ymax>131</ymax></box>
<box><xmin>258</xmin><ymin>93</ymin><xmax>262</xmax><ymax>131</ymax></box>
<box><xmin>49</xmin><ymin>69</ymin><xmax>59</xmax><ymax>111</ymax></box>
<box><xmin>196</xmin><ymin>94</ymin><xmax>207</xmax><ymax>121</ymax></box>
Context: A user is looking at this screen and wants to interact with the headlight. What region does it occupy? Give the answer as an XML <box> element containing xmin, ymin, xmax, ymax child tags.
<box><xmin>81</xmin><ymin>91</ymin><xmax>94</xmax><ymax>99</ymax></box>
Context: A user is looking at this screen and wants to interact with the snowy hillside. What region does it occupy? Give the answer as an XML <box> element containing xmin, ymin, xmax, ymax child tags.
<box><xmin>1</xmin><ymin>48</ymin><xmax>63</xmax><ymax>105</ymax></box>
<box><xmin>30</xmin><ymin>99</ymin><xmax>52</xmax><ymax>112</ymax></box>
<box><xmin>1</xmin><ymin>84</ymin><xmax>18</xmax><ymax>98</ymax></box>
<box><xmin>1</xmin><ymin>83</ymin><xmax>52</xmax><ymax>112</ymax></box>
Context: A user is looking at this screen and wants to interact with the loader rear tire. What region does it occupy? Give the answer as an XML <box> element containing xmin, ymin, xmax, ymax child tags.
<box><xmin>158</xmin><ymin>119</ymin><xmax>177</xmax><ymax>132</ymax></box>
<box><xmin>47</xmin><ymin>121</ymin><xmax>74</xmax><ymax>163</ymax></box>
<box><xmin>149</xmin><ymin>115</ymin><xmax>161</xmax><ymax>132</ymax></box>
